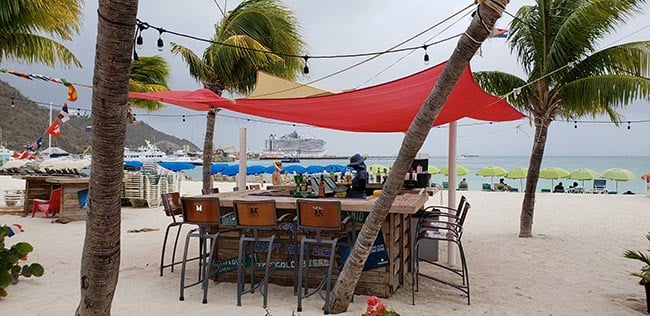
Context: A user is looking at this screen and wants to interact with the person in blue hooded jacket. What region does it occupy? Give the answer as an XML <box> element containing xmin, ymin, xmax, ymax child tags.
<box><xmin>347</xmin><ymin>153</ymin><xmax>368</xmax><ymax>198</ymax></box>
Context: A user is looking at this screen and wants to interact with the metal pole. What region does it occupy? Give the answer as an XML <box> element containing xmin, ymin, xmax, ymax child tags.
<box><xmin>238</xmin><ymin>127</ymin><xmax>247</xmax><ymax>190</ymax></box>
<box><xmin>447</xmin><ymin>121</ymin><xmax>458</xmax><ymax>266</ymax></box>
<box><xmin>48</xmin><ymin>102</ymin><xmax>53</xmax><ymax>148</ymax></box>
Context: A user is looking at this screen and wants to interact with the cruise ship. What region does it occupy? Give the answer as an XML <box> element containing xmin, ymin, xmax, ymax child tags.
<box><xmin>260</xmin><ymin>131</ymin><xmax>328</xmax><ymax>159</ymax></box>
<box><xmin>124</xmin><ymin>140</ymin><xmax>167</xmax><ymax>161</ymax></box>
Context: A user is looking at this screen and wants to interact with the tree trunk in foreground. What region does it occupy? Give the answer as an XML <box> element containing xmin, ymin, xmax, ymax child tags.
<box><xmin>519</xmin><ymin>115</ymin><xmax>551</xmax><ymax>237</ymax></box>
<box><xmin>328</xmin><ymin>1</ymin><xmax>510</xmax><ymax>313</ymax></box>
<box><xmin>202</xmin><ymin>108</ymin><xmax>217</xmax><ymax>192</ymax></box>
<box><xmin>76</xmin><ymin>1</ymin><xmax>137</xmax><ymax>314</ymax></box>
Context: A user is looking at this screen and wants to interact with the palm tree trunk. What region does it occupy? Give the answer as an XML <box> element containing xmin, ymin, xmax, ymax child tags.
<box><xmin>202</xmin><ymin>108</ymin><xmax>217</xmax><ymax>192</ymax></box>
<box><xmin>328</xmin><ymin>1</ymin><xmax>510</xmax><ymax>313</ymax></box>
<box><xmin>76</xmin><ymin>0</ymin><xmax>137</xmax><ymax>314</ymax></box>
<box><xmin>519</xmin><ymin>116</ymin><xmax>551</xmax><ymax>237</ymax></box>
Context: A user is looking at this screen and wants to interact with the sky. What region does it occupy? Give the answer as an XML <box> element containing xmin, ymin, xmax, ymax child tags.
<box><xmin>1</xmin><ymin>0</ymin><xmax>649</xmax><ymax>157</ymax></box>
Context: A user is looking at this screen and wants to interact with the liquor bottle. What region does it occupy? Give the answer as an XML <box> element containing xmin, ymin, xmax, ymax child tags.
<box><xmin>369</xmin><ymin>172</ymin><xmax>375</xmax><ymax>183</ymax></box>
<box><xmin>344</xmin><ymin>168</ymin><xmax>352</xmax><ymax>183</ymax></box>
<box><xmin>376</xmin><ymin>169</ymin><xmax>382</xmax><ymax>183</ymax></box>
<box><xmin>318</xmin><ymin>175</ymin><xmax>326</xmax><ymax>198</ymax></box>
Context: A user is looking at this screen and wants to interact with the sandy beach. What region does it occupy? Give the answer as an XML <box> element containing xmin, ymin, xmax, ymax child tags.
<box><xmin>1</xmin><ymin>176</ymin><xmax>649</xmax><ymax>315</ymax></box>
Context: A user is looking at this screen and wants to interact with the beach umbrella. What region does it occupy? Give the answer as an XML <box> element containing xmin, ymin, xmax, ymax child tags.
<box><xmin>157</xmin><ymin>161</ymin><xmax>195</xmax><ymax>172</ymax></box>
<box><xmin>283</xmin><ymin>165</ymin><xmax>306</xmax><ymax>174</ymax></box>
<box><xmin>324</xmin><ymin>164</ymin><xmax>346</xmax><ymax>173</ymax></box>
<box><xmin>222</xmin><ymin>164</ymin><xmax>240</xmax><ymax>176</ymax></box>
<box><xmin>246</xmin><ymin>165</ymin><xmax>267</xmax><ymax>175</ymax></box>
<box><xmin>306</xmin><ymin>165</ymin><xmax>325</xmax><ymax>174</ymax></box>
<box><xmin>124</xmin><ymin>160</ymin><xmax>143</xmax><ymax>169</ymax></box>
<box><xmin>505</xmin><ymin>167</ymin><xmax>528</xmax><ymax>189</ymax></box>
<box><xmin>569</xmin><ymin>168</ymin><xmax>601</xmax><ymax>187</ymax></box>
<box><xmin>440</xmin><ymin>165</ymin><xmax>469</xmax><ymax>176</ymax></box>
<box><xmin>427</xmin><ymin>165</ymin><xmax>440</xmax><ymax>175</ymax></box>
<box><xmin>476</xmin><ymin>165</ymin><xmax>507</xmax><ymax>185</ymax></box>
<box><xmin>210</xmin><ymin>163</ymin><xmax>229</xmax><ymax>175</ymax></box>
<box><xmin>264</xmin><ymin>165</ymin><xmax>276</xmax><ymax>174</ymax></box>
<box><xmin>601</xmin><ymin>168</ymin><xmax>637</xmax><ymax>192</ymax></box>
<box><xmin>539</xmin><ymin>167</ymin><xmax>570</xmax><ymax>187</ymax></box>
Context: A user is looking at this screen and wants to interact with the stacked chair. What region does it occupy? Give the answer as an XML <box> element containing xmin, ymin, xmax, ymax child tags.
<box><xmin>295</xmin><ymin>199</ymin><xmax>355</xmax><ymax>314</ymax></box>
<box><xmin>412</xmin><ymin>196</ymin><xmax>471</xmax><ymax>305</ymax></box>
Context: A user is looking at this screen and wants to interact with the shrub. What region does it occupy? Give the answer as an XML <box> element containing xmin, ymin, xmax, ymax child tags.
<box><xmin>0</xmin><ymin>225</ymin><xmax>44</xmax><ymax>298</ymax></box>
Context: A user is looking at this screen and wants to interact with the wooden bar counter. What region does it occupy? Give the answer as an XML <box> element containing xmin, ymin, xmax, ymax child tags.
<box><xmin>22</xmin><ymin>176</ymin><xmax>89</xmax><ymax>222</ymax></box>
<box><xmin>207</xmin><ymin>188</ymin><xmax>436</xmax><ymax>297</ymax></box>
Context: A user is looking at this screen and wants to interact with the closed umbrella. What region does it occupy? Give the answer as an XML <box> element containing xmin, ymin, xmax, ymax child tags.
<box><xmin>440</xmin><ymin>165</ymin><xmax>469</xmax><ymax>176</ymax></box>
<box><xmin>601</xmin><ymin>168</ymin><xmax>637</xmax><ymax>192</ymax></box>
<box><xmin>539</xmin><ymin>167</ymin><xmax>570</xmax><ymax>188</ymax></box>
<box><xmin>569</xmin><ymin>168</ymin><xmax>601</xmax><ymax>187</ymax></box>
<box><xmin>506</xmin><ymin>167</ymin><xmax>528</xmax><ymax>190</ymax></box>
<box><xmin>476</xmin><ymin>165</ymin><xmax>507</xmax><ymax>185</ymax></box>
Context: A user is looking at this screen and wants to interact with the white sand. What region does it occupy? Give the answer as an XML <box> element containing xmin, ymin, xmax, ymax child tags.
<box><xmin>1</xmin><ymin>176</ymin><xmax>649</xmax><ymax>315</ymax></box>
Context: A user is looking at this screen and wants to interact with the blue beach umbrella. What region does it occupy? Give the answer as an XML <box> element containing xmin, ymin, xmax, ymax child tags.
<box><xmin>222</xmin><ymin>164</ymin><xmax>240</xmax><ymax>176</ymax></box>
<box><xmin>246</xmin><ymin>165</ymin><xmax>267</xmax><ymax>175</ymax></box>
<box><xmin>124</xmin><ymin>160</ymin><xmax>143</xmax><ymax>168</ymax></box>
<box><xmin>283</xmin><ymin>165</ymin><xmax>306</xmax><ymax>174</ymax></box>
<box><xmin>157</xmin><ymin>161</ymin><xmax>195</xmax><ymax>172</ymax></box>
<box><xmin>324</xmin><ymin>164</ymin><xmax>346</xmax><ymax>173</ymax></box>
<box><xmin>306</xmin><ymin>165</ymin><xmax>325</xmax><ymax>174</ymax></box>
<box><xmin>210</xmin><ymin>163</ymin><xmax>229</xmax><ymax>175</ymax></box>
<box><xmin>264</xmin><ymin>165</ymin><xmax>277</xmax><ymax>174</ymax></box>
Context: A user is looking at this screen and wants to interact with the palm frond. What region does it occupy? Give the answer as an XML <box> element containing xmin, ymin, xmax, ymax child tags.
<box><xmin>130</xmin><ymin>56</ymin><xmax>171</xmax><ymax>88</ymax></box>
<box><xmin>473</xmin><ymin>71</ymin><xmax>531</xmax><ymax>111</ymax></box>
<box><xmin>564</xmin><ymin>41</ymin><xmax>650</xmax><ymax>82</ymax></box>
<box><xmin>0</xmin><ymin>32</ymin><xmax>81</xmax><ymax>67</ymax></box>
<box><xmin>170</xmin><ymin>43</ymin><xmax>214</xmax><ymax>85</ymax></box>
<box><xmin>0</xmin><ymin>0</ymin><xmax>82</xmax><ymax>40</ymax></box>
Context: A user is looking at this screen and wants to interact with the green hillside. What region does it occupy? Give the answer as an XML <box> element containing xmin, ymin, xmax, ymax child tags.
<box><xmin>0</xmin><ymin>80</ymin><xmax>200</xmax><ymax>154</ymax></box>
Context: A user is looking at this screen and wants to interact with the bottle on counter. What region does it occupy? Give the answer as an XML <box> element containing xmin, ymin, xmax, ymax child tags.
<box><xmin>344</xmin><ymin>168</ymin><xmax>352</xmax><ymax>183</ymax></box>
<box><xmin>376</xmin><ymin>169</ymin><xmax>382</xmax><ymax>183</ymax></box>
<box><xmin>318</xmin><ymin>175</ymin><xmax>326</xmax><ymax>198</ymax></box>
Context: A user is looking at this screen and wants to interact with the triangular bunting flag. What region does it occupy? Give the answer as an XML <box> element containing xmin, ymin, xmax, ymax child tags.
<box><xmin>61</xmin><ymin>78</ymin><xmax>78</xmax><ymax>101</ymax></box>
<box><xmin>47</xmin><ymin>120</ymin><xmax>61</xmax><ymax>138</ymax></box>
<box><xmin>57</xmin><ymin>103</ymin><xmax>70</xmax><ymax>122</ymax></box>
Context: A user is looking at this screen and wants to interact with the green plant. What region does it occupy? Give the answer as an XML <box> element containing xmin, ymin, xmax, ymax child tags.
<box><xmin>362</xmin><ymin>296</ymin><xmax>400</xmax><ymax>316</ymax></box>
<box><xmin>0</xmin><ymin>225</ymin><xmax>44</xmax><ymax>298</ymax></box>
<box><xmin>623</xmin><ymin>232</ymin><xmax>650</xmax><ymax>284</ymax></box>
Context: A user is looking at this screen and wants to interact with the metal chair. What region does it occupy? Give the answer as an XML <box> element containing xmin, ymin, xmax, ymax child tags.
<box><xmin>232</xmin><ymin>199</ymin><xmax>289</xmax><ymax>307</ymax></box>
<box><xmin>412</xmin><ymin>200</ymin><xmax>471</xmax><ymax>305</ymax></box>
<box><xmin>160</xmin><ymin>192</ymin><xmax>195</xmax><ymax>276</ymax></box>
<box><xmin>295</xmin><ymin>199</ymin><xmax>353</xmax><ymax>314</ymax></box>
<box><xmin>179</xmin><ymin>196</ymin><xmax>233</xmax><ymax>304</ymax></box>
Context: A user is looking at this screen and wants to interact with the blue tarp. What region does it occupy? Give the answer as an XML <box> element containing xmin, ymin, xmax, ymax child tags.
<box><xmin>210</xmin><ymin>163</ymin><xmax>229</xmax><ymax>175</ymax></box>
<box><xmin>157</xmin><ymin>161</ymin><xmax>195</xmax><ymax>171</ymax></box>
<box><xmin>306</xmin><ymin>165</ymin><xmax>325</xmax><ymax>174</ymax></box>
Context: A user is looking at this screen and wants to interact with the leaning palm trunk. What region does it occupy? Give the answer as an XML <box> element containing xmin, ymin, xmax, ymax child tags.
<box><xmin>328</xmin><ymin>1</ymin><xmax>510</xmax><ymax>313</ymax></box>
<box><xmin>519</xmin><ymin>115</ymin><xmax>551</xmax><ymax>237</ymax></box>
<box><xmin>202</xmin><ymin>108</ymin><xmax>217</xmax><ymax>192</ymax></box>
<box><xmin>76</xmin><ymin>0</ymin><xmax>137</xmax><ymax>314</ymax></box>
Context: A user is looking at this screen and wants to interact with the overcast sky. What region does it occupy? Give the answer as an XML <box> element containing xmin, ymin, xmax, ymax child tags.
<box><xmin>2</xmin><ymin>0</ymin><xmax>649</xmax><ymax>156</ymax></box>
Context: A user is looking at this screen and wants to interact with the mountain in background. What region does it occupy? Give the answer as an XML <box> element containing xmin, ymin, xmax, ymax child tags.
<box><xmin>0</xmin><ymin>80</ymin><xmax>200</xmax><ymax>154</ymax></box>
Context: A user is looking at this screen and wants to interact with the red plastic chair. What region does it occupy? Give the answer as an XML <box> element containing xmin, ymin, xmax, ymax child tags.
<box><xmin>32</xmin><ymin>188</ymin><xmax>62</xmax><ymax>218</ymax></box>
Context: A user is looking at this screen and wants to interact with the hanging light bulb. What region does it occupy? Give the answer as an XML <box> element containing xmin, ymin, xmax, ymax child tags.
<box><xmin>302</xmin><ymin>56</ymin><xmax>309</xmax><ymax>74</ymax></box>
<box><xmin>10</xmin><ymin>97</ymin><xmax>15</xmax><ymax>108</ymax></box>
<box><xmin>574</xmin><ymin>121</ymin><xmax>577</xmax><ymax>129</ymax></box>
<box><xmin>627</xmin><ymin>121</ymin><xmax>631</xmax><ymax>130</ymax></box>
<box><xmin>182</xmin><ymin>115</ymin><xmax>186</xmax><ymax>122</ymax></box>
<box><xmin>77</xmin><ymin>108</ymin><xmax>81</xmax><ymax>116</ymax></box>
<box><xmin>136</xmin><ymin>26</ymin><xmax>144</xmax><ymax>49</ymax></box>
<box><xmin>423</xmin><ymin>45</ymin><xmax>430</xmax><ymax>64</ymax></box>
<box><xmin>157</xmin><ymin>30</ymin><xmax>164</xmax><ymax>51</ymax></box>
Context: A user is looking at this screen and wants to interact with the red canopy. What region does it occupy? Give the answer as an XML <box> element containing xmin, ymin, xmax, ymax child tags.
<box><xmin>129</xmin><ymin>61</ymin><xmax>525</xmax><ymax>132</ymax></box>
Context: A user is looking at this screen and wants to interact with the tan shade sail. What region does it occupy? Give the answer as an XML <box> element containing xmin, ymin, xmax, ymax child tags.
<box><xmin>246</xmin><ymin>71</ymin><xmax>336</xmax><ymax>99</ymax></box>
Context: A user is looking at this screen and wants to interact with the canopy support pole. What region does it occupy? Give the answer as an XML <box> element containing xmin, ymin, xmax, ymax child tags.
<box><xmin>447</xmin><ymin>121</ymin><xmax>458</xmax><ymax>266</ymax></box>
<box><xmin>238</xmin><ymin>128</ymin><xmax>247</xmax><ymax>191</ymax></box>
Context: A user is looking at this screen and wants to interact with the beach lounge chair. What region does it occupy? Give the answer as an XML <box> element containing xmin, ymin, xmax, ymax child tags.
<box><xmin>482</xmin><ymin>183</ymin><xmax>492</xmax><ymax>191</ymax></box>
<box><xmin>32</xmin><ymin>188</ymin><xmax>62</xmax><ymax>218</ymax></box>
<box><xmin>458</xmin><ymin>183</ymin><xmax>468</xmax><ymax>191</ymax></box>
<box><xmin>592</xmin><ymin>179</ymin><xmax>607</xmax><ymax>194</ymax></box>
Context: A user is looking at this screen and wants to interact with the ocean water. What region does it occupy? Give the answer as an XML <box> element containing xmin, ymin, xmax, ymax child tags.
<box><xmin>184</xmin><ymin>156</ymin><xmax>650</xmax><ymax>194</ymax></box>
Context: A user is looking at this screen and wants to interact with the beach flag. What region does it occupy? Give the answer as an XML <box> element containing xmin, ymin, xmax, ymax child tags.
<box><xmin>61</xmin><ymin>78</ymin><xmax>78</xmax><ymax>101</ymax></box>
<box><xmin>11</xmin><ymin>149</ymin><xmax>30</xmax><ymax>159</ymax></box>
<box><xmin>47</xmin><ymin>120</ymin><xmax>61</xmax><ymax>138</ymax></box>
<box><xmin>6</xmin><ymin>224</ymin><xmax>24</xmax><ymax>238</ymax></box>
<box><xmin>492</xmin><ymin>28</ymin><xmax>509</xmax><ymax>38</ymax></box>
<box><xmin>27</xmin><ymin>137</ymin><xmax>43</xmax><ymax>152</ymax></box>
<box><xmin>57</xmin><ymin>103</ymin><xmax>70</xmax><ymax>122</ymax></box>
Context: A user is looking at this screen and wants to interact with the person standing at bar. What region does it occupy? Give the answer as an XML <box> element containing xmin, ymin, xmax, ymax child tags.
<box><xmin>347</xmin><ymin>153</ymin><xmax>368</xmax><ymax>198</ymax></box>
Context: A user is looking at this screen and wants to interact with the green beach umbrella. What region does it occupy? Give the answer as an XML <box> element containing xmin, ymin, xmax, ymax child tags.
<box><xmin>601</xmin><ymin>168</ymin><xmax>637</xmax><ymax>192</ymax></box>
<box><xmin>440</xmin><ymin>165</ymin><xmax>470</xmax><ymax>176</ymax></box>
<box><xmin>569</xmin><ymin>168</ymin><xmax>601</xmax><ymax>187</ymax></box>
<box><xmin>476</xmin><ymin>166</ymin><xmax>507</xmax><ymax>185</ymax></box>
<box><xmin>427</xmin><ymin>165</ymin><xmax>440</xmax><ymax>175</ymax></box>
<box><xmin>539</xmin><ymin>167</ymin><xmax>570</xmax><ymax>188</ymax></box>
<box><xmin>505</xmin><ymin>167</ymin><xmax>528</xmax><ymax>190</ymax></box>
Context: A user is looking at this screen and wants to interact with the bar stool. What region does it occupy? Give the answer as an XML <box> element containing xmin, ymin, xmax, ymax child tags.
<box><xmin>233</xmin><ymin>200</ymin><xmax>285</xmax><ymax>307</ymax></box>
<box><xmin>295</xmin><ymin>199</ymin><xmax>353</xmax><ymax>314</ymax></box>
<box><xmin>179</xmin><ymin>196</ymin><xmax>233</xmax><ymax>304</ymax></box>
<box><xmin>160</xmin><ymin>192</ymin><xmax>195</xmax><ymax>276</ymax></box>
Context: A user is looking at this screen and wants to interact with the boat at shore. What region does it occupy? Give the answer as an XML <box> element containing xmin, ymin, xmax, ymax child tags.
<box><xmin>124</xmin><ymin>140</ymin><xmax>167</xmax><ymax>161</ymax></box>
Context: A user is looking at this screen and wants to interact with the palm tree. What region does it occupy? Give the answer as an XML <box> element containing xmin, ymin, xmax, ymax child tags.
<box><xmin>474</xmin><ymin>0</ymin><xmax>650</xmax><ymax>237</ymax></box>
<box><xmin>170</xmin><ymin>0</ymin><xmax>305</xmax><ymax>192</ymax></box>
<box><xmin>328</xmin><ymin>1</ymin><xmax>511</xmax><ymax>313</ymax></box>
<box><xmin>76</xmin><ymin>0</ymin><xmax>138</xmax><ymax>314</ymax></box>
<box><xmin>0</xmin><ymin>0</ymin><xmax>82</xmax><ymax>67</ymax></box>
<box><xmin>129</xmin><ymin>55</ymin><xmax>171</xmax><ymax>111</ymax></box>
